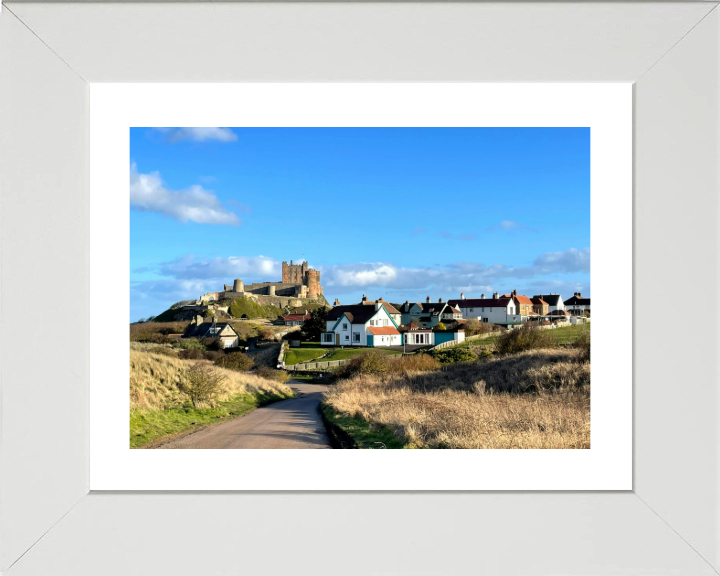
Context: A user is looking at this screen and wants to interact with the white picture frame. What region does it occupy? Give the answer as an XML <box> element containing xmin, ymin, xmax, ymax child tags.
<box><xmin>1</xmin><ymin>2</ymin><xmax>719</xmax><ymax>574</ymax></box>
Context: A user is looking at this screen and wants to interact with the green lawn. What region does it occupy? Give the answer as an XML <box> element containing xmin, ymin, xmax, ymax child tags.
<box><xmin>130</xmin><ymin>389</ymin><xmax>294</xmax><ymax>448</ymax></box>
<box><xmin>551</xmin><ymin>323</ymin><xmax>590</xmax><ymax>344</ymax></box>
<box><xmin>323</xmin><ymin>348</ymin><xmax>402</xmax><ymax>362</ymax></box>
<box><xmin>284</xmin><ymin>346</ymin><xmax>328</xmax><ymax>365</ymax></box>
<box><xmin>320</xmin><ymin>404</ymin><xmax>408</xmax><ymax>449</ymax></box>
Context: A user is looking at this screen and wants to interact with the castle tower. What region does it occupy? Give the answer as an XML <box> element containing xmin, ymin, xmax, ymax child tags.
<box><xmin>305</xmin><ymin>269</ymin><xmax>321</xmax><ymax>299</ymax></box>
<box><xmin>233</xmin><ymin>278</ymin><xmax>244</xmax><ymax>293</ymax></box>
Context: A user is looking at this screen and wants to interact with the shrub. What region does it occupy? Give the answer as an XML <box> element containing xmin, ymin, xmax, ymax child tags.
<box><xmin>203</xmin><ymin>350</ymin><xmax>224</xmax><ymax>362</ymax></box>
<box><xmin>387</xmin><ymin>354</ymin><xmax>441</xmax><ymax>373</ymax></box>
<box><xmin>147</xmin><ymin>332</ymin><xmax>171</xmax><ymax>344</ymax></box>
<box><xmin>435</xmin><ymin>322</ymin><xmax>447</xmax><ymax>331</ymax></box>
<box><xmin>173</xmin><ymin>338</ymin><xmax>206</xmax><ymax>351</ymax></box>
<box><xmin>335</xmin><ymin>350</ymin><xmax>390</xmax><ymax>379</ymax></box>
<box><xmin>201</xmin><ymin>337</ymin><xmax>225</xmax><ymax>351</ymax></box>
<box><xmin>215</xmin><ymin>351</ymin><xmax>254</xmax><ymax>372</ymax></box>
<box><xmin>148</xmin><ymin>346</ymin><xmax>178</xmax><ymax>358</ymax></box>
<box><xmin>259</xmin><ymin>328</ymin><xmax>275</xmax><ymax>341</ymax></box>
<box><xmin>429</xmin><ymin>347</ymin><xmax>477</xmax><ymax>364</ymax></box>
<box><xmin>496</xmin><ymin>324</ymin><xmax>556</xmax><ymax>355</ymax></box>
<box><xmin>465</xmin><ymin>318</ymin><xmax>498</xmax><ymax>336</ymax></box>
<box><xmin>178</xmin><ymin>348</ymin><xmax>204</xmax><ymax>360</ymax></box>
<box><xmin>256</xmin><ymin>366</ymin><xmax>290</xmax><ymax>383</ymax></box>
<box><xmin>178</xmin><ymin>362</ymin><xmax>225</xmax><ymax>407</ymax></box>
<box><xmin>574</xmin><ymin>330</ymin><xmax>590</xmax><ymax>362</ymax></box>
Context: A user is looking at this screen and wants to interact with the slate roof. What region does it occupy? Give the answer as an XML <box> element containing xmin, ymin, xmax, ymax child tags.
<box><xmin>186</xmin><ymin>321</ymin><xmax>238</xmax><ymax>340</ymax></box>
<box><xmin>533</xmin><ymin>294</ymin><xmax>563</xmax><ymax>307</ymax></box>
<box><xmin>327</xmin><ymin>305</ymin><xmax>383</xmax><ymax>325</ymax></box>
<box><xmin>565</xmin><ymin>295</ymin><xmax>591</xmax><ymax>306</ymax></box>
<box><xmin>359</xmin><ymin>300</ymin><xmax>401</xmax><ymax>315</ymax></box>
<box><xmin>531</xmin><ymin>297</ymin><xmax>548</xmax><ymax>306</ymax></box>
<box><xmin>367</xmin><ymin>326</ymin><xmax>400</xmax><ymax>336</ymax></box>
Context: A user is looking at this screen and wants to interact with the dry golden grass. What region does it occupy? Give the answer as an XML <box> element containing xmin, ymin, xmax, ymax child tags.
<box><xmin>130</xmin><ymin>347</ymin><xmax>293</xmax><ymax>411</ymax></box>
<box><xmin>324</xmin><ymin>348</ymin><xmax>590</xmax><ymax>449</ymax></box>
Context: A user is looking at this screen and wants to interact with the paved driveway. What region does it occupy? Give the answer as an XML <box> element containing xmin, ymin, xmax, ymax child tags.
<box><xmin>158</xmin><ymin>381</ymin><xmax>331</xmax><ymax>449</ymax></box>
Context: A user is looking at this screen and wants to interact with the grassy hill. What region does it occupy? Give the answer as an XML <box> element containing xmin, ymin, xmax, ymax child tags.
<box><xmin>229</xmin><ymin>298</ymin><xmax>283</xmax><ymax>320</ymax></box>
<box><xmin>130</xmin><ymin>347</ymin><xmax>294</xmax><ymax>447</ymax></box>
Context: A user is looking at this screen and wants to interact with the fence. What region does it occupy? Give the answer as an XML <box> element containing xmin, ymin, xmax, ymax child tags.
<box><xmin>283</xmin><ymin>352</ymin><xmax>405</xmax><ymax>372</ymax></box>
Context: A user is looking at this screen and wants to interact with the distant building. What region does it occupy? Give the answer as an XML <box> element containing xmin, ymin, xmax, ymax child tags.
<box><xmin>397</xmin><ymin>297</ymin><xmax>462</xmax><ymax>328</ymax></box>
<box><xmin>184</xmin><ymin>315</ymin><xmax>240</xmax><ymax>348</ymax></box>
<box><xmin>448</xmin><ymin>292</ymin><xmax>521</xmax><ymax>326</ymax></box>
<box><xmin>531</xmin><ymin>297</ymin><xmax>549</xmax><ymax>316</ymax></box>
<box><xmin>532</xmin><ymin>294</ymin><xmax>565</xmax><ymax>312</ymax></box>
<box><xmin>282</xmin><ymin>312</ymin><xmax>311</xmax><ymax>326</ymax></box>
<box><xmin>564</xmin><ymin>292</ymin><xmax>591</xmax><ymax>315</ymax></box>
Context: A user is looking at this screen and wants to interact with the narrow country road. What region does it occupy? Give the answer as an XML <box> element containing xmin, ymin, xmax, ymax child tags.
<box><xmin>158</xmin><ymin>381</ymin><xmax>331</xmax><ymax>449</ymax></box>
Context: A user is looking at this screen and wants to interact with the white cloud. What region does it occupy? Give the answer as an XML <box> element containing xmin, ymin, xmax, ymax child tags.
<box><xmin>157</xmin><ymin>254</ymin><xmax>280</xmax><ymax>280</ymax></box>
<box><xmin>154</xmin><ymin>127</ymin><xmax>238</xmax><ymax>143</ymax></box>
<box><xmin>532</xmin><ymin>247</ymin><xmax>590</xmax><ymax>274</ymax></box>
<box><xmin>318</xmin><ymin>247</ymin><xmax>590</xmax><ymax>294</ymax></box>
<box><xmin>489</xmin><ymin>220</ymin><xmax>536</xmax><ymax>233</ymax></box>
<box><xmin>130</xmin><ymin>164</ymin><xmax>241</xmax><ymax>226</ymax></box>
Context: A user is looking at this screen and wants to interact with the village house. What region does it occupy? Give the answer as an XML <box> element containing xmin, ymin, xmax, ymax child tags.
<box><xmin>322</xmin><ymin>302</ymin><xmax>402</xmax><ymax>347</ymax></box>
<box><xmin>281</xmin><ymin>312</ymin><xmax>311</xmax><ymax>326</ymax></box>
<box><xmin>357</xmin><ymin>295</ymin><xmax>403</xmax><ymax>326</ymax></box>
<box><xmin>533</xmin><ymin>293</ymin><xmax>565</xmax><ymax>312</ymax></box>
<box><xmin>397</xmin><ymin>297</ymin><xmax>463</xmax><ymax>328</ymax></box>
<box><xmin>531</xmin><ymin>296</ymin><xmax>549</xmax><ymax>316</ymax></box>
<box><xmin>564</xmin><ymin>292</ymin><xmax>591</xmax><ymax>315</ymax></box>
<box><xmin>402</xmin><ymin>327</ymin><xmax>466</xmax><ymax>347</ymax></box>
<box><xmin>184</xmin><ymin>315</ymin><xmax>240</xmax><ymax>348</ymax></box>
<box><xmin>447</xmin><ymin>292</ymin><xmax>522</xmax><ymax>326</ymax></box>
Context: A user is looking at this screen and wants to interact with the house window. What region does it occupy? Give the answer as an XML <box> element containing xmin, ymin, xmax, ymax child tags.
<box><xmin>343</xmin><ymin>323</ymin><xmax>348</xmax><ymax>330</ymax></box>
<box><xmin>469</xmin><ymin>308</ymin><xmax>474</xmax><ymax>312</ymax></box>
<box><xmin>345</xmin><ymin>335</ymin><xmax>349</xmax><ymax>341</ymax></box>
<box><xmin>384</xmin><ymin>319</ymin><xmax>389</xmax><ymax>326</ymax></box>
<box><xmin>322</xmin><ymin>333</ymin><xmax>333</xmax><ymax>343</ymax></box>
<box><xmin>353</xmin><ymin>332</ymin><xmax>360</xmax><ymax>342</ymax></box>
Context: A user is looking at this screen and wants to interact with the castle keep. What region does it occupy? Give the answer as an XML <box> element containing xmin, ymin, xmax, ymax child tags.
<box><xmin>198</xmin><ymin>259</ymin><xmax>324</xmax><ymax>308</ymax></box>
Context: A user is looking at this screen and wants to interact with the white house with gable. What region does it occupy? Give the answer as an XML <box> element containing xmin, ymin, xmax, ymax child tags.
<box><xmin>447</xmin><ymin>292</ymin><xmax>522</xmax><ymax>326</ymax></box>
<box><xmin>322</xmin><ymin>302</ymin><xmax>402</xmax><ymax>347</ymax></box>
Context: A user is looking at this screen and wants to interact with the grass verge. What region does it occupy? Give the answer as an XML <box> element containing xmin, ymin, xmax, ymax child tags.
<box><xmin>323</xmin><ymin>348</ymin><xmax>402</xmax><ymax>362</ymax></box>
<box><xmin>285</xmin><ymin>346</ymin><xmax>328</xmax><ymax>365</ymax></box>
<box><xmin>130</xmin><ymin>389</ymin><xmax>294</xmax><ymax>448</ymax></box>
<box><xmin>320</xmin><ymin>403</ymin><xmax>408</xmax><ymax>449</ymax></box>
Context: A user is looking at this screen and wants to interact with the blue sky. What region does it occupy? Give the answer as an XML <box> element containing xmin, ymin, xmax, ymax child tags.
<box><xmin>131</xmin><ymin>127</ymin><xmax>590</xmax><ymax>321</ymax></box>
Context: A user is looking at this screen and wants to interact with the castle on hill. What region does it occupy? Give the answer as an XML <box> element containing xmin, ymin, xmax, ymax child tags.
<box><xmin>198</xmin><ymin>259</ymin><xmax>324</xmax><ymax>308</ymax></box>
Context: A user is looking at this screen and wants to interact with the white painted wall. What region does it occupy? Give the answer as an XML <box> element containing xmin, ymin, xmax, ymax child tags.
<box><xmin>457</xmin><ymin>302</ymin><xmax>517</xmax><ymax>323</ymax></box>
<box><xmin>325</xmin><ymin>307</ymin><xmax>397</xmax><ymax>346</ymax></box>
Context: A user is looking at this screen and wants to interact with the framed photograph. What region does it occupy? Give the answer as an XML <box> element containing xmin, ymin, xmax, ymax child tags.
<box><xmin>2</xmin><ymin>2</ymin><xmax>719</xmax><ymax>575</ymax></box>
<box><xmin>89</xmin><ymin>83</ymin><xmax>629</xmax><ymax>491</ymax></box>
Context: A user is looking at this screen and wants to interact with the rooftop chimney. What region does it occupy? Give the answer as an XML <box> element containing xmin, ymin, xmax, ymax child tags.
<box><xmin>333</xmin><ymin>298</ymin><xmax>340</xmax><ymax>306</ymax></box>
<box><xmin>426</xmin><ymin>296</ymin><xmax>431</xmax><ymax>303</ymax></box>
<box><xmin>438</xmin><ymin>297</ymin><xmax>443</xmax><ymax>303</ymax></box>
<box><xmin>461</xmin><ymin>292</ymin><xmax>465</xmax><ymax>299</ymax></box>
<box><xmin>512</xmin><ymin>289</ymin><xmax>517</xmax><ymax>296</ymax></box>
<box><xmin>362</xmin><ymin>294</ymin><xmax>367</xmax><ymax>302</ymax></box>
<box><xmin>481</xmin><ymin>293</ymin><xmax>485</xmax><ymax>299</ymax></box>
<box><xmin>493</xmin><ymin>292</ymin><xmax>499</xmax><ymax>299</ymax></box>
